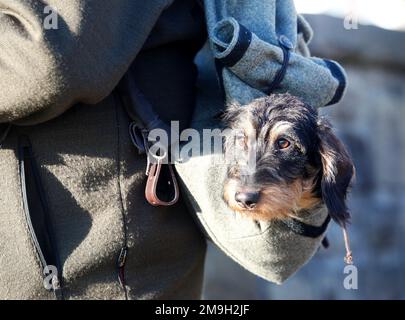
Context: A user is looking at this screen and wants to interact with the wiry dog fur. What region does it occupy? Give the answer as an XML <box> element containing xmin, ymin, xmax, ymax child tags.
<box><xmin>223</xmin><ymin>94</ymin><xmax>355</xmax><ymax>227</ymax></box>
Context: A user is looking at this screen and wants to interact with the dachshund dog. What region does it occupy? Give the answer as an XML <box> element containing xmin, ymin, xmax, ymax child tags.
<box><xmin>223</xmin><ymin>94</ymin><xmax>355</xmax><ymax>261</ymax></box>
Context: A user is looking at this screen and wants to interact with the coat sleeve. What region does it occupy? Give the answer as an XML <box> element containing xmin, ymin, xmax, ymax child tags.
<box><xmin>0</xmin><ymin>0</ymin><xmax>173</xmax><ymax>125</ymax></box>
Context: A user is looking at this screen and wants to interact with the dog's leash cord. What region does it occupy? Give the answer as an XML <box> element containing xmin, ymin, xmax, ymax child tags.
<box><xmin>284</xmin><ymin>214</ymin><xmax>353</xmax><ymax>265</ymax></box>
<box><xmin>342</xmin><ymin>226</ymin><xmax>353</xmax><ymax>264</ymax></box>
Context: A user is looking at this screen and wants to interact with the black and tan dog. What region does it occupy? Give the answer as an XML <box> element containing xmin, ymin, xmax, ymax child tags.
<box><xmin>223</xmin><ymin>94</ymin><xmax>355</xmax><ymax>261</ymax></box>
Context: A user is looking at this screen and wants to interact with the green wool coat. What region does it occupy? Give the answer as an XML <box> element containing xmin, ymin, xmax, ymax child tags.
<box><xmin>0</xmin><ymin>0</ymin><xmax>206</xmax><ymax>299</ymax></box>
<box><xmin>0</xmin><ymin>0</ymin><xmax>343</xmax><ymax>299</ymax></box>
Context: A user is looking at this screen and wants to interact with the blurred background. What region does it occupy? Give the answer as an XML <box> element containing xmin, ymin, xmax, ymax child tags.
<box><xmin>203</xmin><ymin>0</ymin><xmax>405</xmax><ymax>299</ymax></box>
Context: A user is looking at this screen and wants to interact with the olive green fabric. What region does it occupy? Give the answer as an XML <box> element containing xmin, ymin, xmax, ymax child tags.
<box><xmin>203</xmin><ymin>0</ymin><xmax>347</xmax><ymax>108</ymax></box>
<box><xmin>0</xmin><ymin>0</ymin><xmax>206</xmax><ymax>300</ymax></box>
<box><xmin>0</xmin><ymin>0</ymin><xmax>335</xmax><ymax>299</ymax></box>
<box><xmin>175</xmin><ymin>46</ymin><xmax>329</xmax><ymax>284</ymax></box>
<box><xmin>0</xmin><ymin>0</ymin><xmax>173</xmax><ymax>125</ymax></box>
<box><xmin>175</xmin><ymin>0</ymin><xmax>339</xmax><ymax>284</ymax></box>
<box><xmin>0</xmin><ymin>96</ymin><xmax>206</xmax><ymax>300</ymax></box>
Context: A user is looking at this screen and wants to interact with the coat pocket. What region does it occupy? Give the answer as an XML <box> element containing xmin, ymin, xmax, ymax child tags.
<box><xmin>18</xmin><ymin>135</ymin><xmax>63</xmax><ymax>300</ymax></box>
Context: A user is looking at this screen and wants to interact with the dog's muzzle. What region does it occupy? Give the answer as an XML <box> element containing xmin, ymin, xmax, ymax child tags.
<box><xmin>235</xmin><ymin>191</ymin><xmax>260</xmax><ymax>209</ymax></box>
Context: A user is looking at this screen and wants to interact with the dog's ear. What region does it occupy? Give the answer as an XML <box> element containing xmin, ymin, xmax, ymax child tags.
<box><xmin>318</xmin><ymin>120</ymin><xmax>355</xmax><ymax>227</ymax></box>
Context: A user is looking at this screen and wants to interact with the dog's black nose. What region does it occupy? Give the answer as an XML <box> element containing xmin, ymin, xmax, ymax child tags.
<box><xmin>235</xmin><ymin>191</ymin><xmax>260</xmax><ymax>209</ymax></box>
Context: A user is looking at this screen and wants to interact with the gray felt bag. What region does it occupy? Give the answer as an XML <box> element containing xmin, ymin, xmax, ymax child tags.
<box><xmin>175</xmin><ymin>0</ymin><xmax>347</xmax><ymax>283</ymax></box>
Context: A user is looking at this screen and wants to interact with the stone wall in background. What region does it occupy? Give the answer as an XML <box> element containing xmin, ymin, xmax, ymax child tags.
<box><xmin>203</xmin><ymin>15</ymin><xmax>405</xmax><ymax>299</ymax></box>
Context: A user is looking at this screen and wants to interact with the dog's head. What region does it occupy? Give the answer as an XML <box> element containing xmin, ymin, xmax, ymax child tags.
<box><xmin>223</xmin><ymin>94</ymin><xmax>355</xmax><ymax>226</ymax></box>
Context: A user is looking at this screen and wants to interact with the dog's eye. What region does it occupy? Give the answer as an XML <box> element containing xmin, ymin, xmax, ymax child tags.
<box><xmin>276</xmin><ymin>138</ymin><xmax>290</xmax><ymax>149</ymax></box>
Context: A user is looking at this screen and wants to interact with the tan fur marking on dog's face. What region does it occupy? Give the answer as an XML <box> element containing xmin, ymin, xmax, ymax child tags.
<box><xmin>297</xmin><ymin>178</ymin><xmax>322</xmax><ymax>210</ymax></box>
<box><xmin>255</xmin><ymin>181</ymin><xmax>302</xmax><ymax>219</ymax></box>
<box><xmin>223</xmin><ymin>177</ymin><xmax>321</xmax><ymax>221</ymax></box>
<box><xmin>223</xmin><ymin>178</ymin><xmax>239</xmax><ymax>207</ymax></box>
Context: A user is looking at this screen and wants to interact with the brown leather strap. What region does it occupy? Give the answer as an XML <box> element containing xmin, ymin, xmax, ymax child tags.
<box><xmin>145</xmin><ymin>162</ymin><xmax>179</xmax><ymax>207</ymax></box>
<box><xmin>117</xmin><ymin>74</ymin><xmax>180</xmax><ymax>207</ymax></box>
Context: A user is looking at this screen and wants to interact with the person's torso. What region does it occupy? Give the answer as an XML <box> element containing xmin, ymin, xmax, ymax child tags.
<box><xmin>0</xmin><ymin>0</ymin><xmax>207</xmax><ymax>300</ymax></box>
